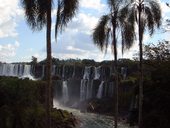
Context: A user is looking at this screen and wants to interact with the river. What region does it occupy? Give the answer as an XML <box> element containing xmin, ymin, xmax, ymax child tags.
<box><xmin>53</xmin><ymin>100</ymin><xmax>131</xmax><ymax>128</ymax></box>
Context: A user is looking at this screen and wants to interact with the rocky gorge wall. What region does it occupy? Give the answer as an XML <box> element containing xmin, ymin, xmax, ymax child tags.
<box><xmin>0</xmin><ymin>61</ymin><xmax>135</xmax><ymax>113</ymax></box>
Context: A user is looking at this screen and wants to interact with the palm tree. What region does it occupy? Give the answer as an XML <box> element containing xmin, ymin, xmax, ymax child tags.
<box><xmin>122</xmin><ymin>0</ymin><xmax>162</xmax><ymax>127</ymax></box>
<box><xmin>21</xmin><ymin>0</ymin><xmax>78</xmax><ymax>128</ymax></box>
<box><xmin>92</xmin><ymin>0</ymin><xmax>135</xmax><ymax>128</ymax></box>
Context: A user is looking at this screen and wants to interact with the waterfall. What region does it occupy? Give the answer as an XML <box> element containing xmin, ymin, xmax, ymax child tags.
<box><xmin>80</xmin><ymin>79</ymin><xmax>93</xmax><ymax>101</ymax></box>
<box><xmin>94</xmin><ymin>66</ymin><xmax>101</xmax><ymax>80</ymax></box>
<box><xmin>72</xmin><ymin>64</ymin><xmax>75</xmax><ymax>78</ymax></box>
<box><xmin>96</xmin><ymin>81</ymin><xmax>104</xmax><ymax>99</ymax></box>
<box><xmin>83</xmin><ymin>66</ymin><xmax>91</xmax><ymax>80</ymax></box>
<box><xmin>18</xmin><ymin>64</ymin><xmax>23</xmax><ymax>76</ymax></box>
<box><xmin>86</xmin><ymin>80</ymin><xmax>93</xmax><ymax>99</ymax></box>
<box><xmin>23</xmin><ymin>65</ymin><xmax>31</xmax><ymax>76</ymax></box>
<box><xmin>52</xmin><ymin>65</ymin><xmax>56</xmax><ymax>76</ymax></box>
<box><xmin>80</xmin><ymin>79</ymin><xmax>86</xmax><ymax>101</ymax></box>
<box><xmin>0</xmin><ymin>63</ymin><xmax>34</xmax><ymax>79</ymax></box>
<box><xmin>62</xmin><ymin>65</ymin><xmax>65</xmax><ymax>79</ymax></box>
<box><xmin>0</xmin><ymin>63</ymin><xmax>15</xmax><ymax>76</ymax></box>
<box><xmin>62</xmin><ymin>80</ymin><xmax>69</xmax><ymax>104</ymax></box>
<box><xmin>80</xmin><ymin>66</ymin><xmax>94</xmax><ymax>101</ymax></box>
<box><xmin>13</xmin><ymin>64</ymin><xmax>19</xmax><ymax>76</ymax></box>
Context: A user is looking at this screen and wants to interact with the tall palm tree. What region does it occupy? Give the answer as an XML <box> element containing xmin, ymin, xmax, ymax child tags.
<box><xmin>92</xmin><ymin>0</ymin><xmax>135</xmax><ymax>128</ymax></box>
<box><xmin>21</xmin><ymin>0</ymin><xmax>78</xmax><ymax>128</ymax></box>
<box><xmin>122</xmin><ymin>0</ymin><xmax>162</xmax><ymax>127</ymax></box>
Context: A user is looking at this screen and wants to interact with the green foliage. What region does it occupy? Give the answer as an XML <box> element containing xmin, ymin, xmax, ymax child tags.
<box><xmin>31</xmin><ymin>56</ymin><xmax>38</xmax><ymax>64</ymax></box>
<box><xmin>128</xmin><ymin>59</ymin><xmax>170</xmax><ymax>127</ymax></box>
<box><xmin>0</xmin><ymin>77</ymin><xmax>77</xmax><ymax>128</ymax></box>
<box><xmin>144</xmin><ymin>41</ymin><xmax>170</xmax><ymax>61</ymax></box>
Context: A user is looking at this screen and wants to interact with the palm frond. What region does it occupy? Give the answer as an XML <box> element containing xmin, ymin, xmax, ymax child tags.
<box><xmin>139</xmin><ymin>15</ymin><xmax>146</xmax><ymax>43</ymax></box>
<box><xmin>55</xmin><ymin>0</ymin><xmax>79</xmax><ymax>38</ymax></box>
<box><xmin>120</xmin><ymin>6</ymin><xmax>136</xmax><ymax>54</ymax></box>
<box><xmin>144</xmin><ymin>6</ymin><xmax>154</xmax><ymax>35</ymax></box>
<box><xmin>21</xmin><ymin>0</ymin><xmax>49</xmax><ymax>31</ymax></box>
<box><xmin>21</xmin><ymin>0</ymin><xmax>37</xmax><ymax>30</ymax></box>
<box><xmin>36</xmin><ymin>0</ymin><xmax>49</xmax><ymax>30</ymax></box>
<box><xmin>118</xmin><ymin>4</ymin><xmax>129</xmax><ymax>23</ymax></box>
<box><xmin>105</xmin><ymin>27</ymin><xmax>111</xmax><ymax>54</ymax></box>
<box><xmin>92</xmin><ymin>15</ymin><xmax>110</xmax><ymax>52</ymax></box>
<box><xmin>55</xmin><ymin>0</ymin><xmax>62</xmax><ymax>38</ymax></box>
<box><xmin>149</xmin><ymin>0</ymin><xmax>162</xmax><ymax>28</ymax></box>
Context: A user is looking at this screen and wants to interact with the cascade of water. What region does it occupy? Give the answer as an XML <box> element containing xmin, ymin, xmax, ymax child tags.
<box><xmin>0</xmin><ymin>64</ymin><xmax>10</xmax><ymax>76</ymax></box>
<box><xmin>23</xmin><ymin>65</ymin><xmax>31</xmax><ymax>76</ymax></box>
<box><xmin>18</xmin><ymin>64</ymin><xmax>23</xmax><ymax>76</ymax></box>
<box><xmin>62</xmin><ymin>80</ymin><xmax>69</xmax><ymax>104</ymax></box>
<box><xmin>86</xmin><ymin>80</ymin><xmax>93</xmax><ymax>99</ymax></box>
<box><xmin>96</xmin><ymin>81</ymin><xmax>104</xmax><ymax>99</ymax></box>
<box><xmin>0</xmin><ymin>63</ymin><xmax>34</xmax><ymax>79</ymax></box>
<box><xmin>94</xmin><ymin>66</ymin><xmax>101</xmax><ymax>80</ymax></box>
<box><xmin>0</xmin><ymin>63</ymin><xmax>18</xmax><ymax>76</ymax></box>
<box><xmin>80</xmin><ymin>79</ymin><xmax>94</xmax><ymax>101</ymax></box>
<box><xmin>52</xmin><ymin>65</ymin><xmax>56</xmax><ymax>76</ymax></box>
<box><xmin>21</xmin><ymin>64</ymin><xmax>35</xmax><ymax>79</ymax></box>
<box><xmin>62</xmin><ymin>65</ymin><xmax>65</xmax><ymax>79</ymax></box>
<box><xmin>80</xmin><ymin>79</ymin><xmax>86</xmax><ymax>101</ymax></box>
<box><xmin>9</xmin><ymin>64</ymin><xmax>15</xmax><ymax>76</ymax></box>
<box><xmin>13</xmin><ymin>64</ymin><xmax>19</xmax><ymax>76</ymax></box>
<box><xmin>72</xmin><ymin>64</ymin><xmax>75</xmax><ymax>78</ymax></box>
<box><xmin>83</xmin><ymin>66</ymin><xmax>91</xmax><ymax>80</ymax></box>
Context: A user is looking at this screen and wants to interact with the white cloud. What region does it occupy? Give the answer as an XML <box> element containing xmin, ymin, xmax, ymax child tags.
<box><xmin>0</xmin><ymin>0</ymin><xmax>22</xmax><ymax>38</ymax></box>
<box><xmin>160</xmin><ymin>2</ymin><xmax>170</xmax><ymax>15</ymax></box>
<box><xmin>80</xmin><ymin>0</ymin><xmax>106</xmax><ymax>11</ymax></box>
<box><xmin>66</xmin><ymin>13</ymin><xmax>98</xmax><ymax>34</ymax></box>
<box><xmin>0</xmin><ymin>41</ymin><xmax>20</xmax><ymax>62</ymax></box>
<box><xmin>19</xmin><ymin>52</ymin><xmax>46</xmax><ymax>63</ymax></box>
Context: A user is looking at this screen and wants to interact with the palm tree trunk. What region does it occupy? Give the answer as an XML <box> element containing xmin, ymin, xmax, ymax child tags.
<box><xmin>46</xmin><ymin>1</ymin><xmax>52</xmax><ymax>128</ymax></box>
<box><xmin>138</xmin><ymin>3</ymin><xmax>143</xmax><ymax>128</ymax></box>
<box><xmin>112</xmin><ymin>19</ymin><xmax>118</xmax><ymax>128</ymax></box>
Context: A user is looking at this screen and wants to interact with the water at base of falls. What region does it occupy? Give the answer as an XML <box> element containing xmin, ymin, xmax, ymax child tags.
<box><xmin>53</xmin><ymin>100</ymin><xmax>131</xmax><ymax>128</ymax></box>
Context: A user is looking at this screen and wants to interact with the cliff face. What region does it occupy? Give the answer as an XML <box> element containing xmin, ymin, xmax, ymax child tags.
<box><xmin>0</xmin><ymin>59</ymin><xmax>136</xmax><ymax>116</ymax></box>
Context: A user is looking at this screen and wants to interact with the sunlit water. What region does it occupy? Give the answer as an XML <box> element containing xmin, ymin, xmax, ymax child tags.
<box><xmin>53</xmin><ymin>100</ymin><xmax>131</xmax><ymax>128</ymax></box>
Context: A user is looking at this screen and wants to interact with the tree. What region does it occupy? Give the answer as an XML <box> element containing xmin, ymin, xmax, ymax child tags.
<box><xmin>21</xmin><ymin>0</ymin><xmax>79</xmax><ymax>128</ymax></box>
<box><xmin>92</xmin><ymin>0</ymin><xmax>135</xmax><ymax>127</ymax></box>
<box><xmin>31</xmin><ymin>56</ymin><xmax>38</xmax><ymax>64</ymax></box>
<box><xmin>122</xmin><ymin>0</ymin><xmax>162</xmax><ymax>127</ymax></box>
<box><xmin>144</xmin><ymin>41</ymin><xmax>170</xmax><ymax>61</ymax></box>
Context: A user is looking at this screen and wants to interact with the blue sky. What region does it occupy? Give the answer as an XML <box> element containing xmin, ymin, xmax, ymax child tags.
<box><xmin>0</xmin><ymin>0</ymin><xmax>170</xmax><ymax>63</ymax></box>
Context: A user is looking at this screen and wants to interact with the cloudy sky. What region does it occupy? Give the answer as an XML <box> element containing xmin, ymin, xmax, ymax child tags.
<box><xmin>0</xmin><ymin>0</ymin><xmax>170</xmax><ymax>63</ymax></box>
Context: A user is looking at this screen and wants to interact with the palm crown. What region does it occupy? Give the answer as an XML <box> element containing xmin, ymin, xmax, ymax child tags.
<box><xmin>21</xmin><ymin>0</ymin><xmax>79</xmax><ymax>36</ymax></box>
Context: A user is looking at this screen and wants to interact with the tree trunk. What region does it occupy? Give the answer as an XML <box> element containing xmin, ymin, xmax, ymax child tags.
<box><xmin>46</xmin><ymin>1</ymin><xmax>52</xmax><ymax>128</ymax></box>
<box><xmin>112</xmin><ymin>18</ymin><xmax>118</xmax><ymax>128</ymax></box>
<box><xmin>138</xmin><ymin>2</ymin><xmax>143</xmax><ymax>128</ymax></box>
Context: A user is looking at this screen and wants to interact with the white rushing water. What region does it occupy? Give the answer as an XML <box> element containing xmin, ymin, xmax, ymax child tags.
<box><xmin>53</xmin><ymin>100</ymin><xmax>130</xmax><ymax>128</ymax></box>
<box><xmin>0</xmin><ymin>63</ymin><xmax>34</xmax><ymax>80</ymax></box>
<box><xmin>62</xmin><ymin>80</ymin><xmax>69</xmax><ymax>104</ymax></box>
<box><xmin>80</xmin><ymin>79</ymin><xmax>93</xmax><ymax>101</ymax></box>
<box><xmin>83</xmin><ymin>66</ymin><xmax>91</xmax><ymax>80</ymax></box>
<box><xmin>96</xmin><ymin>81</ymin><xmax>104</xmax><ymax>99</ymax></box>
<box><xmin>94</xmin><ymin>66</ymin><xmax>101</xmax><ymax>80</ymax></box>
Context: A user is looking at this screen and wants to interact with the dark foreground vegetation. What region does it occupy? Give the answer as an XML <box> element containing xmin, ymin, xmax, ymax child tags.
<box><xmin>0</xmin><ymin>77</ymin><xmax>77</xmax><ymax>128</ymax></box>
